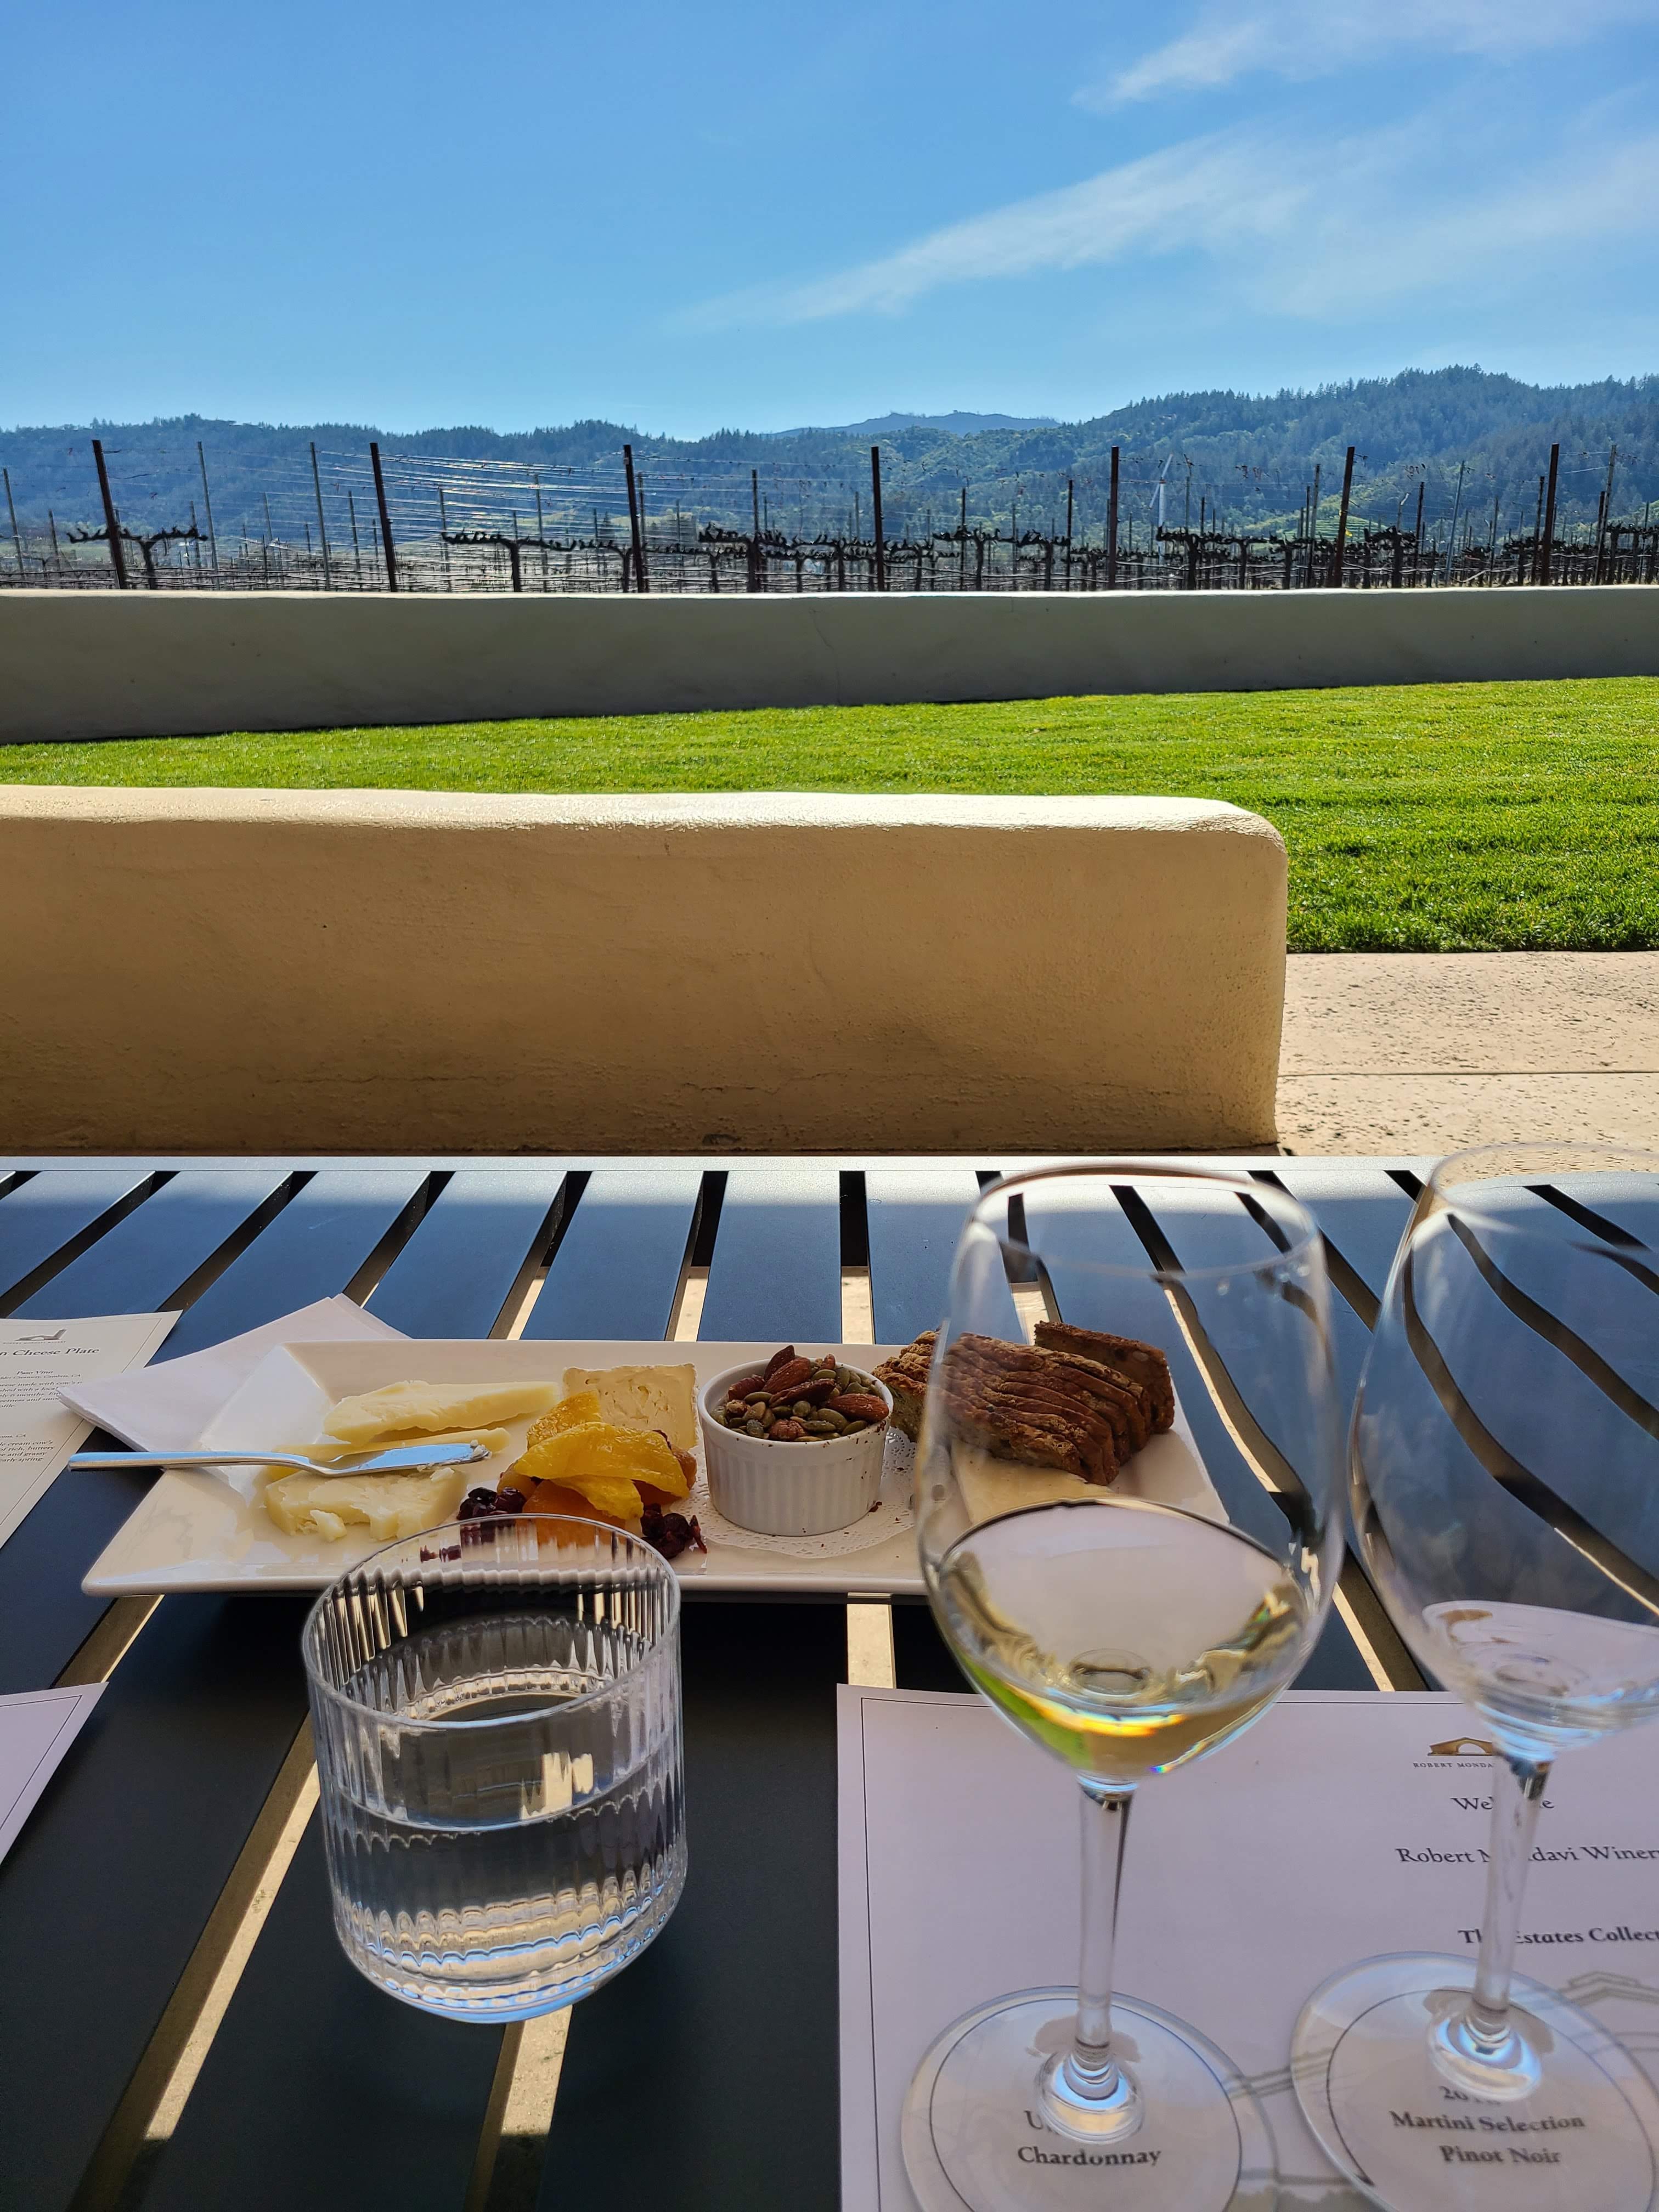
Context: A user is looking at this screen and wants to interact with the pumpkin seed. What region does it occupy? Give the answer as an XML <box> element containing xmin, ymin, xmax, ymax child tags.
<box><xmin>744</xmin><ymin>1419</ymin><xmax>766</xmax><ymax>1437</ymax></box>
<box><xmin>803</xmin><ymin>1418</ymin><xmax>836</xmax><ymax>1436</ymax></box>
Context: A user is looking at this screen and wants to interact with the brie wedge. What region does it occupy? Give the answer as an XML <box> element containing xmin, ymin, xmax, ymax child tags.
<box><xmin>561</xmin><ymin>1364</ymin><xmax>697</xmax><ymax>1451</ymax></box>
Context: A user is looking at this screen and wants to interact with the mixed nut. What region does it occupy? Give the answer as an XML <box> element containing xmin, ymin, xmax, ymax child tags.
<box><xmin>713</xmin><ymin>1345</ymin><xmax>889</xmax><ymax>1443</ymax></box>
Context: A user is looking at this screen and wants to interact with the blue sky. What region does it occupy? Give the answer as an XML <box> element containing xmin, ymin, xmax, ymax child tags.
<box><xmin>7</xmin><ymin>0</ymin><xmax>1658</xmax><ymax>435</ymax></box>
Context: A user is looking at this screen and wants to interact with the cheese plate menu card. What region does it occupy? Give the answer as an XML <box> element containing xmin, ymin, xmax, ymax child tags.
<box><xmin>839</xmin><ymin>1688</ymin><xmax>1659</xmax><ymax>2210</ymax></box>
<box><xmin>0</xmin><ymin>1684</ymin><xmax>105</xmax><ymax>1867</ymax></box>
<box><xmin>0</xmin><ymin>1313</ymin><xmax>177</xmax><ymax>1549</ymax></box>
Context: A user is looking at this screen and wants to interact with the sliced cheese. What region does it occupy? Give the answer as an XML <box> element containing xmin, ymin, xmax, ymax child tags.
<box><xmin>561</xmin><ymin>1364</ymin><xmax>697</xmax><ymax>1451</ymax></box>
<box><xmin>292</xmin><ymin>1426</ymin><xmax>510</xmax><ymax>1463</ymax></box>
<box><xmin>323</xmin><ymin>1380</ymin><xmax>560</xmax><ymax>1446</ymax></box>
<box><xmin>263</xmin><ymin>1466</ymin><xmax>467</xmax><ymax>1541</ymax></box>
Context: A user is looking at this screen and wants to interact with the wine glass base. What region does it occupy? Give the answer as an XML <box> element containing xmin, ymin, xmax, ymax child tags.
<box><xmin>1293</xmin><ymin>1953</ymin><xmax>1659</xmax><ymax>2211</ymax></box>
<box><xmin>901</xmin><ymin>1986</ymin><xmax>1278</xmax><ymax>2211</ymax></box>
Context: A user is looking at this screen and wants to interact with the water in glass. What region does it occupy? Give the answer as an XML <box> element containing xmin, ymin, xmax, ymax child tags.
<box><xmin>304</xmin><ymin>1516</ymin><xmax>684</xmax><ymax>2021</ymax></box>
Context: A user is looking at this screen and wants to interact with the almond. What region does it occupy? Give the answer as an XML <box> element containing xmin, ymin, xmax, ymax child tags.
<box><xmin>761</xmin><ymin>1357</ymin><xmax>814</xmax><ymax>1398</ymax></box>
<box><xmin>762</xmin><ymin>1345</ymin><xmax>798</xmax><ymax>1382</ymax></box>
<box><xmin>830</xmin><ymin>1392</ymin><xmax>887</xmax><ymax>1425</ymax></box>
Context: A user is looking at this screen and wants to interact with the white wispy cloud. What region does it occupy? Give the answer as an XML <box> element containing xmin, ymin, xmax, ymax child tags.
<box><xmin>1088</xmin><ymin>0</ymin><xmax>1652</xmax><ymax>106</ymax></box>
<box><xmin>690</xmin><ymin>105</ymin><xmax>1659</xmax><ymax>330</ymax></box>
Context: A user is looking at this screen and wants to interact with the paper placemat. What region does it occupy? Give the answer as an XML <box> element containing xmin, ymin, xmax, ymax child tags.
<box><xmin>839</xmin><ymin>1686</ymin><xmax>1659</xmax><ymax>2210</ymax></box>
<box><xmin>59</xmin><ymin>1294</ymin><xmax>406</xmax><ymax>1454</ymax></box>
<box><xmin>0</xmin><ymin>1313</ymin><xmax>179</xmax><ymax>1549</ymax></box>
<box><xmin>0</xmin><ymin>1684</ymin><xmax>105</xmax><ymax>1866</ymax></box>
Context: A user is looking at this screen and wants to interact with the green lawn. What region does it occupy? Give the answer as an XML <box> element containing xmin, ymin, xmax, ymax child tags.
<box><xmin>7</xmin><ymin>676</ymin><xmax>1658</xmax><ymax>951</ymax></box>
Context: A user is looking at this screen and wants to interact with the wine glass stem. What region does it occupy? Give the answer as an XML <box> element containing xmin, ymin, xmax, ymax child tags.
<box><xmin>1429</xmin><ymin>1750</ymin><xmax>1552</xmax><ymax>2096</ymax></box>
<box><xmin>1071</xmin><ymin>1779</ymin><xmax>1135</xmax><ymax>2085</ymax></box>
<box><xmin>1470</xmin><ymin>1751</ymin><xmax>1550</xmax><ymax>2033</ymax></box>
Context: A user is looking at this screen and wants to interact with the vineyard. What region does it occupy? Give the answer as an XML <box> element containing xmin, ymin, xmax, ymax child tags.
<box><xmin>4</xmin><ymin>429</ymin><xmax>1656</xmax><ymax>594</ymax></box>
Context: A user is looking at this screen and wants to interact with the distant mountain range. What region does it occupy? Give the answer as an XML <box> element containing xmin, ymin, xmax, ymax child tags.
<box><xmin>3</xmin><ymin>369</ymin><xmax>1654</xmax><ymax>543</ymax></box>
<box><xmin>770</xmin><ymin>410</ymin><xmax>1059</xmax><ymax>438</ymax></box>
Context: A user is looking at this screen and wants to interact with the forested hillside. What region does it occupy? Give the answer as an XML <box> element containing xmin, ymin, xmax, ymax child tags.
<box><xmin>3</xmin><ymin>368</ymin><xmax>1654</xmax><ymax>544</ymax></box>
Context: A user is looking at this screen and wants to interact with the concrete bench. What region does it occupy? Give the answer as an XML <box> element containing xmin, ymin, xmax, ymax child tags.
<box><xmin>1</xmin><ymin>790</ymin><xmax>1285</xmax><ymax>1153</ymax></box>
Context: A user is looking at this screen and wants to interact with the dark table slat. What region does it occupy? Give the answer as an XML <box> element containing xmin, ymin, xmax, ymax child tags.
<box><xmin>13</xmin><ymin>1169</ymin><xmax>291</xmax><ymax>1319</ymax></box>
<box><xmin>368</xmin><ymin>1167</ymin><xmax>567</xmax><ymax>1336</ymax></box>
<box><xmin>159</xmin><ymin>1168</ymin><xmax>430</xmax><ymax>1359</ymax></box>
<box><xmin>1131</xmin><ymin>1178</ymin><xmax>1378</xmax><ymax>1461</ymax></box>
<box><xmin>698</xmin><ymin>1168</ymin><xmax>843</xmax><ymax>1343</ymax></box>
<box><xmin>543</xmin><ymin>1602</ymin><xmax>844</xmax><ymax>2212</ymax></box>
<box><xmin>140</xmin><ymin>1820</ymin><xmax>505</xmax><ymax>2212</ymax></box>
<box><xmin>0</xmin><ymin>1452</ymin><xmax>158</xmax><ymax>1690</ymax></box>
<box><xmin>0</xmin><ymin>1166</ymin><xmax>156</xmax><ymax>1305</ymax></box>
<box><xmin>525</xmin><ymin>1167</ymin><xmax>703</xmax><ymax>1340</ymax></box>
<box><xmin>893</xmin><ymin>1601</ymin><xmax>975</xmax><ymax>1694</ymax></box>
<box><xmin>1268</xmin><ymin>1166</ymin><xmax>1415</xmax><ymax>1306</ymax></box>
<box><xmin>1021</xmin><ymin>1182</ymin><xmax>1372</xmax><ymax>1691</ymax></box>
<box><xmin>865</xmin><ymin>1167</ymin><xmax>985</xmax><ymax>1345</ymax></box>
<box><xmin>0</xmin><ymin>1595</ymin><xmax>313</xmax><ymax>2212</ymax></box>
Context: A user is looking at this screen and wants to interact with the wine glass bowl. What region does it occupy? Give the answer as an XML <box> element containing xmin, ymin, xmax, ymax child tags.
<box><xmin>902</xmin><ymin>1164</ymin><xmax>1345</xmax><ymax>2212</ymax></box>
<box><xmin>1294</xmin><ymin>1144</ymin><xmax>1659</xmax><ymax>2209</ymax></box>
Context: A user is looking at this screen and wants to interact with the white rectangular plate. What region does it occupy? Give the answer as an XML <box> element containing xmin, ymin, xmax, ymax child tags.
<box><xmin>81</xmin><ymin>1339</ymin><xmax>1222</xmax><ymax>1599</ymax></box>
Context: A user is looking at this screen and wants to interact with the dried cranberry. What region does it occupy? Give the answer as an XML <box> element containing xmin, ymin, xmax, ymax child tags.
<box><xmin>640</xmin><ymin>1505</ymin><xmax>708</xmax><ymax>1561</ymax></box>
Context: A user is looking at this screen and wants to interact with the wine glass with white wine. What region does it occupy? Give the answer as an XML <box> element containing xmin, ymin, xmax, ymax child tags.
<box><xmin>1293</xmin><ymin>1144</ymin><xmax>1659</xmax><ymax>2212</ymax></box>
<box><xmin>901</xmin><ymin>1164</ymin><xmax>1345</xmax><ymax>2212</ymax></box>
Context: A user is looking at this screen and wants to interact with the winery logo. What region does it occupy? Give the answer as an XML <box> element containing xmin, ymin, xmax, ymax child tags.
<box><xmin>1429</xmin><ymin>1737</ymin><xmax>1496</xmax><ymax>1758</ymax></box>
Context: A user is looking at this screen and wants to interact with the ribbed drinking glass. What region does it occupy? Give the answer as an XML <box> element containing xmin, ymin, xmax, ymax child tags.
<box><xmin>303</xmin><ymin>1513</ymin><xmax>685</xmax><ymax>2021</ymax></box>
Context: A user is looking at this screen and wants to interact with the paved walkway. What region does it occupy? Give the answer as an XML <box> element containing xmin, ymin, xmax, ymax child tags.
<box><xmin>1278</xmin><ymin>954</ymin><xmax>1659</xmax><ymax>1155</ymax></box>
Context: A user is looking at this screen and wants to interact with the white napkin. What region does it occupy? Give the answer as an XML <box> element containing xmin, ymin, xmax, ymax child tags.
<box><xmin>58</xmin><ymin>1296</ymin><xmax>408</xmax><ymax>1453</ymax></box>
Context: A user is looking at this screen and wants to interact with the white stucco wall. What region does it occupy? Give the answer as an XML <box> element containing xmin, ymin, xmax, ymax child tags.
<box><xmin>2</xmin><ymin>586</ymin><xmax>1655</xmax><ymax>743</ymax></box>
<box><xmin>0</xmin><ymin>788</ymin><xmax>1286</xmax><ymax>1154</ymax></box>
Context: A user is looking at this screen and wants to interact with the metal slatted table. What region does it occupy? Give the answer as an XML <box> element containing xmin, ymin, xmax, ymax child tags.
<box><xmin>0</xmin><ymin>1152</ymin><xmax>1429</xmax><ymax>2212</ymax></box>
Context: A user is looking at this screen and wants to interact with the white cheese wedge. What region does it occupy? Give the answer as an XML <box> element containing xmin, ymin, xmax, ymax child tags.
<box><xmin>263</xmin><ymin>1466</ymin><xmax>467</xmax><ymax>1541</ymax></box>
<box><xmin>561</xmin><ymin>1364</ymin><xmax>697</xmax><ymax>1451</ymax></box>
<box><xmin>323</xmin><ymin>1381</ymin><xmax>560</xmax><ymax>1446</ymax></box>
<box><xmin>291</xmin><ymin>1426</ymin><xmax>511</xmax><ymax>1463</ymax></box>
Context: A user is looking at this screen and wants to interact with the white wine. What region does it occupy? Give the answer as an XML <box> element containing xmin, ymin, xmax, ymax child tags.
<box><xmin>933</xmin><ymin>1496</ymin><xmax>1312</xmax><ymax>1784</ymax></box>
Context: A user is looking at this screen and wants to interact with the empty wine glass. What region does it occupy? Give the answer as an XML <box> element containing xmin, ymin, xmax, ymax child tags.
<box><xmin>903</xmin><ymin>1164</ymin><xmax>1344</xmax><ymax>2212</ymax></box>
<box><xmin>1294</xmin><ymin>1143</ymin><xmax>1659</xmax><ymax>2210</ymax></box>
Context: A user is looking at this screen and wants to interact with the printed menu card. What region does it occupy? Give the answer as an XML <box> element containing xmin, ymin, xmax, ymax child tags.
<box><xmin>0</xmin><ymin>1685</ymin><xmax>105</xmax><ymax>1868</ymax></box>
<box><xmin>839</xmin><ymin>1686</ymin><xmax>1659</xmax><ymax>2210</ymax></box>
<box><xmin>0</xmin><ymin>1313</ymin><xmax>177</xmax><ymax>1549</ymax></box>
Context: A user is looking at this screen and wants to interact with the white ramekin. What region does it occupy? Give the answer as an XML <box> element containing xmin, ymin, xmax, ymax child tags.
<box><xmin>698</xmin><ymin>1358</ymin><xmax>893</xmax><ymax>1537</ymax></box>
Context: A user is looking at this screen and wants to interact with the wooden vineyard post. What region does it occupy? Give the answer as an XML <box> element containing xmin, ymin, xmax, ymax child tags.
<box><xmin>1330</xmin><ymin>446</ymin><xmax>1355</xmax><ymax>586</ymax></box>
<box><xmin>960</xmin><ymin>484</ymin><xmax>968</xmax><ymax>590</ymax></box>
<box><xmin>196</xmin><ymin>442</ymin><xmax>219</xmax><ymax>571</ymax></box>
<box><xmin>369</xmin><ymin>442</ymin><xmax>398</xmax><ymax>591</ymax></box>
<box><xmin>748</xmin><ymin>468</ymin><xmax>763</xmax><ymax>592</ymax></box>
<box><xmin>92</xmin><ymin>439</ymin><xmax>128</xmax><ymax>589</ymax></box>
<box><xmin>870</xmin><ymin>446</ymin><xmax>885</xmax><ymax>590</ymax></box>
<box><xmin>1107</xmin><ymin>447</ymin><xmax>1119</xmax><ymax>589</ymax></box>
<box><xmin>3</xmin><ymin>468</ymin><xmax>23</xmax><ymax>579</ymax></box>
<box><xmin>623</xmin><ymin>444</ymin><xmax>649</xmax><ymax>592</ymax></box>
<box><xmin>309</xmin><ymin>443</ymin><xmax>334</xmax><ymax>589</ymax></box>
<box><xmin>1064</xmin><ymin>478</ymin><xmax>1074</xmax><ymax>589</ymax></box>
<box><xmin>1413</xmin><ymin>481</ymin><xmax>1426</xmax><ymax>585</ymax></box>
<box><xmin>1596</xmin><ymin>444</ymin><xmax>1617</xmax><ymax>584</ymax></box>
<box><xmin>1538</xmin><ymin>444</ymin><xmax>1560</xmax><ymax>586</ymax></box>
